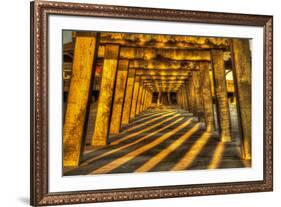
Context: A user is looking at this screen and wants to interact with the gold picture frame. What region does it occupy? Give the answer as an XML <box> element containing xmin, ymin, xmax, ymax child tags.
<box><xmin>30</xmin><ymin>1</ymin><xmax>273</xmax><ymax>206</ymax></box>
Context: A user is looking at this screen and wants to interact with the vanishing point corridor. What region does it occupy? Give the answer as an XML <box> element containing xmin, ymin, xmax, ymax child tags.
<box><xmin>63</xmin><ymin>31</ymin><xmax>252</xmax><ymax>175</ymax></box>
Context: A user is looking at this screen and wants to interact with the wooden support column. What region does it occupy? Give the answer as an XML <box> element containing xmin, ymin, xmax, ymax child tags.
<box><xmin>182</xmin><ymin>84</ymin><xmax>189</xmax><ymax>111</ymax></box>
<box><xmin>184</xmin><ymin>80</ymin><xmax>191</xmax><ymax>111</ymax></box>
<box><xmin>63</xmin><ymin>35</ymin><xmax>97</xmax><ymax>167</ymax></box>
<box><xmin>176</xmin><ymin>92</ymin><xmax>180</xmax><ymax>106</ymax></box>
<box><xmin>179</xmin><ymin>88</ymin><xmax>183</xmax><ymax>108</ymax></box>
<box><xmin>130</xmin><ymin>76</ymin><xmax>140</xmax><ymax>119</ymax></box>
<box><xmin>167</xmin><ymin>92</ymin><xmax>172</xmax><ymax>105</ymax></box>
<box><xmin>211</xmin><ymin>50</ymin><xmax>232</xmax><ymax>142</ymax></box>
<box><xmin>181</xmin><ymin>89</ymin><xmax>185</xmax><ymax>109</ymax></box>
<box><xmin>109</xmin><ymin>60</ymin><xmax>129</xmax><ymax>135</ymax></box>
<box><xmin>231</xmin><ymin>39</ymin><xmax>252</xmax><ymax>160</ymax></box>
<box><xmin>157</xmin><ymin>92</ymin><xmax>162</xmax><ymax>106</ymax></box>
<box><xmin>136</xmin><ymin>81</ymin><xmax>143</xmax><ymax>115</ymax></box>
<box><xmin>140</xmin><ymin>87</ymin><xmax>147</xmax><ymax>112</ymax></box>
<box><xmin>187</xmin><ymin>78</ymin><xmax>196</xmax><ymax>114</ymax></box>
<box><xmin>148</xmin><ymin>91</ymin><xmax>152</xmax><ymax>108</ymax></box>
<box><xmin>91</xmin><ymin>44</ymin><xmax>120</xmax><ymax>146</ymax></box>
<box><xmin>121</xmin><ymin>68</ymin><xmax>136</xmax><ymax>125</ymax></box>
<box><xmin>178</xmin><ymin>89</ymin><xmax>182</xmax><ymax>108</ymax></box>
<box><xmin>200</xmin><ymin>62</ymin><xmax>215</xmax><ymax>132</ymax></box>
<box><xmin>144</xmin><ymin>90</ymin><xmax>149</xmax><ymax>110</ymax></box>
<box><xmin>192</xmin><ymin>71</ymin><xmax>204</xmax><ymax>118</ymax></box>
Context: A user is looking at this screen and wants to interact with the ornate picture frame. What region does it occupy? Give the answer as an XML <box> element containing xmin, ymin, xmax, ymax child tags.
<box><xmin>30</xmin><ymin>1</ymin><xmax>273</xmax><ymax>206</ymax></box>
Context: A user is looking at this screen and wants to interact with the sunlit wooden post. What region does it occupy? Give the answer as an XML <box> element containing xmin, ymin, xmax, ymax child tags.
<box><xmin>136</xmin><ymin>81</ymin><xmax>143</xmax><ymax>115</ymax></box>
<box><xmin>200</xmin><ymin>62</ymin><xmax>215</xmax><ymax>132</ymax></box>
<box><xmin>187</xmin><ymin>77</ymin><xmax>195</xmax><ymax>114</ymax></box>
<box><xmin>121</xmin><ymin>68</ymin><xmax>136</xmax><ymax>125</ymax></box>
<box><xmin>184</xmin><ymin>80</ymin><xmax>191</xmax><ymax>111</ymax></box>
<box><xmin>146</xmin><ymin>89</ymin><xmax>151</xmax><ymax>109</ymax></box>
<box><xmin>182</xmin><ymin>83</ymin><xmax>189</xmax><ymax>111</ymax></box>
<box><xmin>130</xmin><ymin>76</ymin><xmax>140</xmax><ymax>119</ymax></box>
<box><xmin>231</xmin><ymin>39</ymin><xmax>252</xmax><ymax>159</ymax></box>
<box><xmin>109</xmin><ymin>60</ymin><xmax>129</xmax><ymax>135</ymax></box>
<box><xmin>177</xmin><ymin>89</ymin><xmax>181</xmax><ymax>107</ymax></box>
<box><xmin>211</xmin><ymin>50</ymin><xmax>232</xmax><ymax>142</ymax></box>
<box><xmin>63</xmin><ymin>34</ymin><xmax>97</xmax><ymax>167</ymax></box>
<box><xmin>91</xmin><ymin>44</ymin><xmax>120</xmax><ymax>146</ymax></box>
<box><xmin>157</xmin><ymin>92</ymin><xmax>162</xmax><ymax>106</ymax></box>
<box><xmin>149</xmin><ymin>91</ymin><xmax>153</xmax><ymax>108</ymax></box>
<box><xmin>140</xmin><ymin>86</ymin><xmax>147</xmax><ymax>113</ymax></box>
<box><xmin>167</xmin><ymin>92</ymin><xmax>171</xmax><ymax>105</ymax></box>
<box><xmin>181</xmin><ymin>88</ymin><xmax>185</xmax><ymax>109</ymax></box>
<box><xmin>178</xmin><ymin>88</ymin><xmax>182</xmax><ymax>108</ymax></box>
<box><xmin>192</xmin><ymin>71</ymin><xmax>204</xmax><ymax>119</ymax></box>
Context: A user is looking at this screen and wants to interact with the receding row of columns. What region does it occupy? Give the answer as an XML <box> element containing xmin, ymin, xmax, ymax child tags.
<box><xmin>174</xmin><ymin>42</ymin><xmax>251</xmax><ymax>160</ymax></box>
<box><xmin>63</xmin><ymin>33</ymin><xmax>252</xmax><ymax>167</ymax></box>
<box><xmin>64</xmin><ymin>36</ymin><xmax>153</xmax><ymax>166</ymax></box>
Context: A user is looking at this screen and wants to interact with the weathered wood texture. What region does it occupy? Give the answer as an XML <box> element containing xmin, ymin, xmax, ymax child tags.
<box><xmin>130</xmin><ymin>76</ymin><xmax>141</xmax><ymax>119</ymax></box>
<box><xmin>231</xmin><ymin>39</ymin><xmax>252</xmax><ymax>159</ymax></box>
<box><xmin>98</xmin><ymin>47</ymin><xmax>212</xmax><ymax>61</ymax></box>
<box><xmin>182</xmin><ymin>84</ymin><xmax>189</xmax><ymax>111</ymax></box>
<box><xmin>200</xmin><ymin>62</ymin><xmax>215</xmax><ymax>132</ymax></box>
<box><xmin>99</xmin><ymin>32</ymin><xmax>229</xmax><ymax>49</ymax></box>
<box><xmin>211</xmin><ymin>50</ymin><xmax>232</xmax><ymax>142</ymax></box>
<box><xmin>121</xmin><ymin>68</ymin><xmax>136</xmax><ymax>125</ymax></box>
<box><xmin>136</xmin><ymin>69</ymin><xmax>190</xmax><ymax>76</ymax></box>
<box><xmin>109</xmin><ymin>60</ymin><xmax>129</xmax><ymax>135</ymax></box>
<box><xmin>192</xmin><ymin>71</ymin><xmax>204</xmax><ymax>116</ymax></box>
<box><xmin>136</xmin><ymin>83</ymin><xmax>143</xmax><ymax>115</ymax></box>
<box><xmin>141</xmin><ymin>88</ymin><xmax>147</xmax><ymax>112</ymax></box>
<box><xmin>157</xmin><ymin>92</ymin><xmax>162</xmax><ymax>106</ymax></box>
<box><xmin>63</xmin><ymin>35</ymin><xmax>97</xmax><ymax>167</ymax></box>
<box><xmin>91</xmin><ymin>45</ymin><xmax>120</xmax><ymax>146</ymax></box>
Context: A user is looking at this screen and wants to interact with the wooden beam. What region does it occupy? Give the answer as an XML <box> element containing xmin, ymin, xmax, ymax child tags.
<box><xmin>167</xmin><ymin>92</ymin><xmax>172</xmax><ymax>105</ymax></box>
<box><xmin>187</xmin><ymin>79</ymin><xmax>195</xmax><ymax>113</ymax></box>
<box><xmin>157</xmin><ymin>92</ymin><xmax>162</xmax><ymax>106</ymax></box>
<box><xmin>211</xmin><ymin>50</ymin><xmax>232</xmax><ymax>142</ymax></box>
<box><xmin>99</xmin><ymin>32</ymin><xmax>229</xmax><ymax>49</ymax></box>
<box><xmin>143</xmin><ymin>80</ymin><xmax>185</xmax><ymax>84</ymax></box>
<box><xmin>63</xmin><ymin>35</ymin><xmax>97</xmax><ymax>167</ymax></box>
<box><xmin>129</xmin><ymin>59</ymin><xmax>201</xmax><ymax>70</ymax></box>
<box><xmin>140</xmin><ymin>87</ymin><xmax>147</xmax><ymax>113</ymax></box>
<box><xmin>136</xmin><ymin>69</ymin><xmax>191</xmax><ymax>76</ymax></box>
<box><xmin>109</xmin><ymin>60</ymin><xmax>129</xmax><ymax>135</ymax></box>
<box><xmin>91</xmin><ymin>44</ymin><xmax>120</xmax><ymax>146</ymax></box>
<box><xmin>200</xmin><ymin>62</ymin><xmax>215</xmax><ymax>132</ymax></box>
<box><xmin>146</xmin><ymin>91</ymin><xmax>152</xmax><ymax>109</ymax></box>
<box><xmin>182</xmin><ymin>84</ymin><xmax>189</xmax><ymax>111</ymax></box>
<box><xmin>135</xmin><ymin>82</ymin><xmax>143</xmax><ymax>115</ymax></box>
<box><xmin>140</xmin><ymin>76</ymin><xmax>188</xmax><ymax>81</ymax></box>
<box><xmin>130</xmin><ymin>76</ymin><xmax>141</xmax><ymax>119</ymax></box>
<box><xmin>192</xmin><ymin>71</ymin><xmax>204</xmax><ymax>118</ymax></box>
<box><xmin>231</xmin><ymin>39</ymin><xmax>252</xmax><ymax>160</ymax></box>
<box><xmin>121</xmin><ymin>68</ymin><xmax>136</xmax><ymax>125</ymax></box>
<box><xmin>98</xmin><ymin>47</ymin><xmax>211</xmax><ymax>61</ymax></box>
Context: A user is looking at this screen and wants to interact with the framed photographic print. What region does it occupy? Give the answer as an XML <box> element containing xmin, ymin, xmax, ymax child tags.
<box><xmin>30</xmin><ymin>0</ymin><xmax>273</xmax><ymax>206</ymax></box>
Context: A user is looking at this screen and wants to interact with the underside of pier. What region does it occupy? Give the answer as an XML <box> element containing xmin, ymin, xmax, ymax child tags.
<box><xmin>62</xmin><ymin>32</ymin><xmax>252</xmax><ymax>175</ymax></box>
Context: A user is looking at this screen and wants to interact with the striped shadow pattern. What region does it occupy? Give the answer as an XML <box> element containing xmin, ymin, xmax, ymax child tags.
<box><xmin>64</xmin><ymin>107</ymin><xmax>251</xmax><ymax>175</ymax></box>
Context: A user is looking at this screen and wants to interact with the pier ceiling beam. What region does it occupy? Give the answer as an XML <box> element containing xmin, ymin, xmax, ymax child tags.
<box><xmin>97</xmin><ymin>47</ymin><xmax>212</xmax><ymax>61</ymax></box>
<box><xmin>99</xmin><ymin>32</ymin><xmax>230</xmax><ymax>49</ymax></box>
<box><xmin>140</xmin><ymin>76</ymin><xmax>189</xmax><ymax>81</ymax></box>
<box><xmin>129</xmin><ymin>59</ymin><xmax>203</xmax><ymax>70</ymax></box>
<box><xmin>135</xmin><ymin>69</ymin><xmax>191</xmax><ymax>76</ymax></box>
